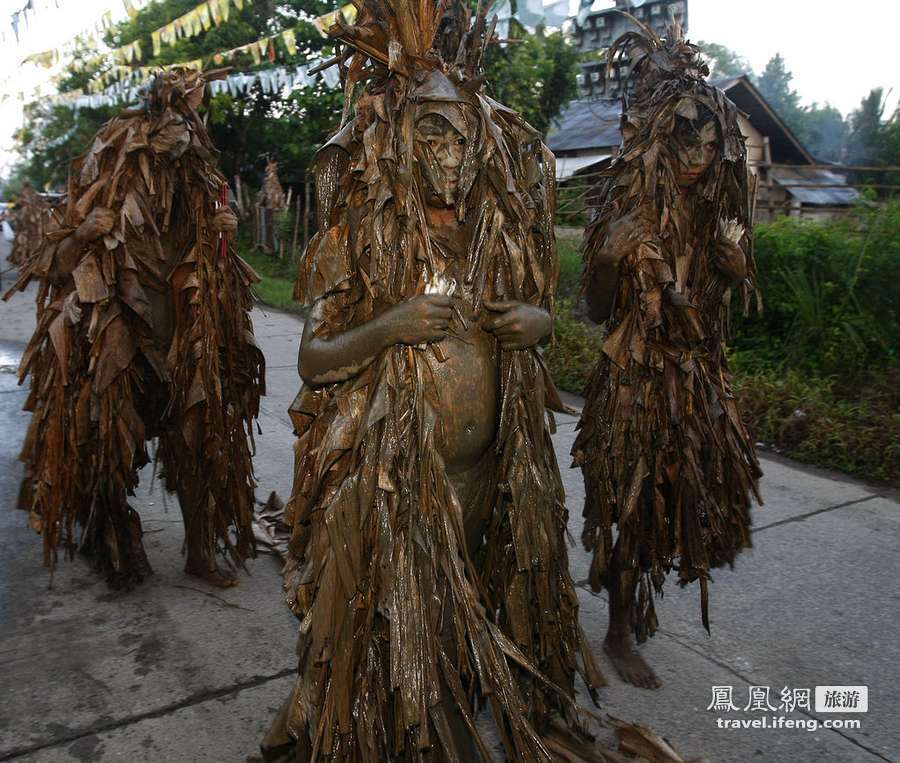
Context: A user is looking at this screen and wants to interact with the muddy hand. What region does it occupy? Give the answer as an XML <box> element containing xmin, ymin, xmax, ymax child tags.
<box><xmin>714</xmin><ymin>239</ymin><xmax>747</xmax><ymax>284</ymax></box>
<box><xmin>482</xmin><ymin>300</ymin><xmax>551</xmax><ymax>350</ymax></box>
<box><xmin>211</xmin><ymin>207</ymin><xmax>238</xmax><ymax>239</ymax></box>
<box><xmin>75</xmin><ymin>207</ymin><xmax>115</xmax><ymax>243</ymax></box>
<box><xmin>385</xmin><ymin>294</ymin><xmax>453</xmax><ymax>346</ymax></box>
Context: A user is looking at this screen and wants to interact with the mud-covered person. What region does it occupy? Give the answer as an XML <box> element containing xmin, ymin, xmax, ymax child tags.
<box><xmin>297</xmin><ymin>108</ymin><xmax>551</xmax><ymax>543</ymax></box>
<box><xmin>36</xmin><ymin>200</ymin><xmax>241</xmax><ymax>588</ymax></box>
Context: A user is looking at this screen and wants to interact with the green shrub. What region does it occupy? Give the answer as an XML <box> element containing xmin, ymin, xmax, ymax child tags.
<box><xmin>733</xmin><ymin>367</ymin><xmax>900</xmax><ymax>485</ymax></box>
<box><xmin>557</xmin><ymin>239</ymin><xmax>583</xmax><ymax>303</ymax></box>
<box><xmin>236</xmin><ymin>230</ymin><xmax>304</xmax><ymax>315</ymax></box>
<box><xmin>545</xmin><ymin>299</ymin><xmax>603</xmax><ymax>396</ymax></box>
<box><xmin>733</xmin><ymin>199</ymin><xmax>900</xmax><ymax>376</ymax></box>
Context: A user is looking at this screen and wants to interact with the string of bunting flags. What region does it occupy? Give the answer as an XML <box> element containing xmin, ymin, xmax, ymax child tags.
<box><xmin>21</xmin><ymin>0</ymin><xmax>252</xmax><ymax>69</ymax></box>
<box><xmin>23</xmin><ymin>0</ymin><xmax>356</xmax><ymax>74</ymax></box>
<box><xmin>50</xmin><ymin>58</ymin><xmax>341</xmax><ymax>111</ymax></box>
<box><xmin>84</xmin><ymin>19</ymin><xmax>336</xmax><ymax>94</ymax></box>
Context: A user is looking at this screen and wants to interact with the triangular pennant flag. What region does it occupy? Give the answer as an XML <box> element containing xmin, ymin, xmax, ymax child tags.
<box><xmin>199</xmin><ymin>4</ymin><xmax>212</xmax><ymax>29</ymax></box>
<box><xmin>218</xmin><ymin>0</ymin><xmax>230</xmax><ymax>22</ymax></box>
<box><xmin>133</xmin><ymin>39</ymin><xmax>142</xmax><ymax>60</ymax></box>
<box><xmin>151</xmin><ymin>30</ymin><xmax>161</xmax><ymax>56</ymax></box>
<box><xmin>249</xmin><ymin>43</ymin><xmax>261</xmax><ymax>65</ymax></box>
<box><xmin>258</xmin><ymin>38</ymin><xmax>270</xmax><ymax>61</ymax></box>
<box><xmin>282</xmin><ymin>28</ymin><xmax>297</xmax><ymax>56</ymax></box>
<box><xmin>233</xmin><ymin>0</ymin><xmax>245</xmax><ymax>9</ymax></box>
<box><xmin>209</xmin><ymin>0</ymin><xmax>221</xmax><ymax>26</ymax></box>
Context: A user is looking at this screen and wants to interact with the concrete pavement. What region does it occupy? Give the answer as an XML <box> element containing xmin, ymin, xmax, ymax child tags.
<box><xmin>0</xmin><ymin>246</ymin><xmax>897</xmax><ymax>762</ymax></box>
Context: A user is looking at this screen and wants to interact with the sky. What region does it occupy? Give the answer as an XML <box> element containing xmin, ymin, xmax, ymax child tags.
<box><xmin>0</xmin><ymin>0</ymin><xmax>898</xmax><ymax>173</ymax></box>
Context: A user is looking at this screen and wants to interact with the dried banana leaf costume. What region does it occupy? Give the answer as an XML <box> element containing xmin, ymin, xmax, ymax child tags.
<box><xmin>7</xmin><ymin>184</ymin><xmax>48</xmax><ymax>267</ymax></box>
<box><xmin>572</xmin><ymin>27</ymin><xmax>762</xmax><ymax>639</ymax></box>
<box><xmin>263</xmin><ymin>1</ymin><xmax>606</xmax><ymax>760</ymax></box>
<box><xmin>7</xmin><ymin>69</ymin><xmax>264</xmax><ymax>586</ymax></box>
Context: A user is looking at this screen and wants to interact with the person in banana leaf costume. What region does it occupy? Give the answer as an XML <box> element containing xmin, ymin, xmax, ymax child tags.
<box><xmin>257</xmin><ymin>1</ymin><xmax>628</xmax><ymax>760</ymax></box>
<box><xmin>572</xmin><ymin>21</ymin><xmax>763</xmax><ymax>690</ymax></box>
<box><xmin>6</xmin><ymin>183</ymin><xmax>48</xmax><ymax>268</ymax></box>
<box><xmin>5</xmin><ymin>69</ymin><xmax>265</xmax><ymax>589</ymax></box>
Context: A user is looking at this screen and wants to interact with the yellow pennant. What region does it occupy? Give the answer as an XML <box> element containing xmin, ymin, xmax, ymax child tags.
<box><xmin>151</xmin><ymin>30</ymin><xmax>161</xmax><ymax>56</ymax></box>
<box><xmin>199</xmin><ymin>4</ymin><xmax>212</xmax><ymax>30</ymax></box>
<box><xmin>209</xmin><ymin>0</ymin><xmax>222</xmax><ymax>25</ymax></box>
<box><xmin>282</xmin><ymin>28</ymin><xmax>297</xmax><ymax>56</ymax></box>
<box><xmin>219</xmin><ymin>0</ymin><xmax>230</xmax><ymax>22</ymax></box>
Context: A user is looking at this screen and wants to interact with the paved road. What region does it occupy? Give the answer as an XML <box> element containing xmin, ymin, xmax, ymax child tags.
<box><xmin>0</xmin><ymin>243</ymin><xmax>897</xmax><ymax>762</ymax></box>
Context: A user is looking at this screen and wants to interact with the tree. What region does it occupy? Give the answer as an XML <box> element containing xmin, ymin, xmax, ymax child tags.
<box><xmin>846</xmin><ymin>88</ymin><xmax>886</xmax><ymax>165</ymax></box>
<box><xmin>755</xmin><ymin>53</ymin><xmax>852</xmax><ymax>163</ymax></box>
<box><xmin>697</xmin><ymin>40</ymin><xmax>751</xmax><ymax>79</ymax></box>
<box><xmin>756</xmin><ymin>53</ymin><xmax>804</xmax><ymax>132</ymax></box>
<box><xmin>799</xmin><ymin>103</ymin><xmax>848</xmax><ymax>163</ymax></box>
<box><xmin>484</xmin><ymin>22</ymin><xmax>579</xmax><ymax>136</ymax></box>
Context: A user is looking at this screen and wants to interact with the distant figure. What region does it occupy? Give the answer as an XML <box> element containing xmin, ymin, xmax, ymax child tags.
<box><xmin>572</xmin><ymin>21</ymin><xmax>763</xmax><ymax>689</ymax></box>
<box><xmin>255</xmin><ymin>158</ymin><xmax>286</xmax><ymax>252</ymax></box>
<box><xmin>5</xmin><ymin>69</ymin><xmax>264</xmax><ymax>589</ymax></box>
<box><xmin>6</xmin><ymin>183</ymin><xmax>47</xmax><ymax>267</ymax></box>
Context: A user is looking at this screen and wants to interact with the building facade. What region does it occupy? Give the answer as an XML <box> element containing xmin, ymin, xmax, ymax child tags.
<box><xmin>573</xmin><ymin>0</ymin><xmax>688</xmax><ymax>98</ymax></box>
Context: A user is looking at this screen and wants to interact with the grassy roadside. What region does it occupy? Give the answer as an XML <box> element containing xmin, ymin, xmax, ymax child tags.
<box><xmin>546</xmin><ymin>298</ymin><xmax>900</xmax><ymax>487</ymax></box>
<box><xmin>236</xmin><ymin>235</ymin><xmax>304</xmax><ymax>315</ymax></box>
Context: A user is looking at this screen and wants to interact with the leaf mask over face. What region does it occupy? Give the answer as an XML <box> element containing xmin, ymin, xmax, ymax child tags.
<box><xmin>414</xmin><ymin>112</ymin><xmax>468</xmax><ymax>207</ymax></box>
<box><xmin>673</xmin><ymin>117</ymin><xmax>719</xmax><ymax>187</ymax></box>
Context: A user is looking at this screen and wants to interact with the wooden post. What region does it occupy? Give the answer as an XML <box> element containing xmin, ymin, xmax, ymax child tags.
<box><xmin>303</xmin><ymin>174</ymin><xmax>311</xmax><ymax>252</ymax></box>
<box><xmin>291</xmin><ymin>196</ymin><xmax>301</xmax><ymax>260</ymax></box>
<box><xmin>234</xmin><ymin>174</ymin><xmax>245</xmax><ymax>217</ymax></box>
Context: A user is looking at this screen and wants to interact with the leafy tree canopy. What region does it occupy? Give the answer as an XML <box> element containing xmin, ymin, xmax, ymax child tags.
<box><xmin>697</xmin><ymin>40</ymin><xmax>751</xmax><ymax>79</ymax></box>
<box><xmin>14</xmin><ymin>0</ymin><xmax>342</xmax><ymax>191</ymax></box>
<box><xmin>484</xmin><ymin>22</ymin><xmax>580</xmax><ymax>135</ymax></box>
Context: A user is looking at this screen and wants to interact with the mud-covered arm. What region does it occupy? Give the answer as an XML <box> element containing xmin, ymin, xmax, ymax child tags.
<box><xmin>44</xmin><ymin>208</ymin><xmax>115</xmax><ymax>284</ymax></box>
<box><xmin>298</xmin><ymin>293</ymin><xmax>453</xmax><ymax>385</ymax></box>
<box><xmin>582</xmin><ymin>204</ymin><xmax>652</xmax><ymax>325</ymax></box>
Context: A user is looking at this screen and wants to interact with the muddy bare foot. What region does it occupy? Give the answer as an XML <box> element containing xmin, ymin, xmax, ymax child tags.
<box><xmin>185</xmin><ymin>559</ymin><xmax>238</xmax><ymax>588</ymax></box>
<box><xmin>604</xmin><ymin>631</ymin><xmax>662</xmax><ymax>689</ymax></box>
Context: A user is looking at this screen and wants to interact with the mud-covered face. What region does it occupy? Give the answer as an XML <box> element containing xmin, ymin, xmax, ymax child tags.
<box><xmin>150</xmin><ymin>112</ymin><xmax>191</xmax><ymax>159</ymax></box>
<box><xmin>414</xmin><ymin>113</ymin><xmax>467</xmax><ymax>208</ymax></box>
<box><xmin>673</xmin><ymin>118</ymin><xmax>719</xmax><ymax>188</ymax></box>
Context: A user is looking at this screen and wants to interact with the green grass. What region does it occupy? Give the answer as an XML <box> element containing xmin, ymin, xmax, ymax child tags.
<box><xmin>557</xmin><ymin>239</ymin><xmax>582</xmax><ymax>302</ymax></box>
<box><xmin>544</xmin><ymin>299</ymin><xmax>603</xmax><ymax>396</ymax></box>
<box><xmin>544</xmin><ymin>303</ymin><xmax>899</xmax><ymax>487</ymax></box>
<box><xmin>236</xmin><ymin>237</ymin><xmax>304</xmax><ymax>315</ymax></box>
<box><xmin>733</xmin><ymin>367</ymin><xmax>900</xmax><ymax>486</ymax></box>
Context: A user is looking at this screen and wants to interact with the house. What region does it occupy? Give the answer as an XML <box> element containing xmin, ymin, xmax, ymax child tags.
<box><xmin>547</xmin><ymin>75</ymin><xmax>861</xmax><ymax>221</ymax></box>
<box><xmin>573</xmin><ymin>0</ymin><xmax>688</xmax><ymax>99</ymax></box>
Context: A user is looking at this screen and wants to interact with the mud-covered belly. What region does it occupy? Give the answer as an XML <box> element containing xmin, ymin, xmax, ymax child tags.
<box><xmin>426</xmin><ymin>324</ymin><xmax>499</xmax><ymax>473</ymax></box>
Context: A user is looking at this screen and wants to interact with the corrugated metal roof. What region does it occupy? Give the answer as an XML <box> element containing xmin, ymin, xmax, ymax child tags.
<box><xmin>546</xmin><ymin>98</ymin><xmax>621</xmax><ymax>153</ymax></box>
<box><xmin>556</xmin><ymin>152</ymin><xmax>611</xmax><ymax>179</ymax></box>
<box><xmin>771</xmin><ymin>167</ymin><xmax>860</xmax><ymax>206</ymax></box>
